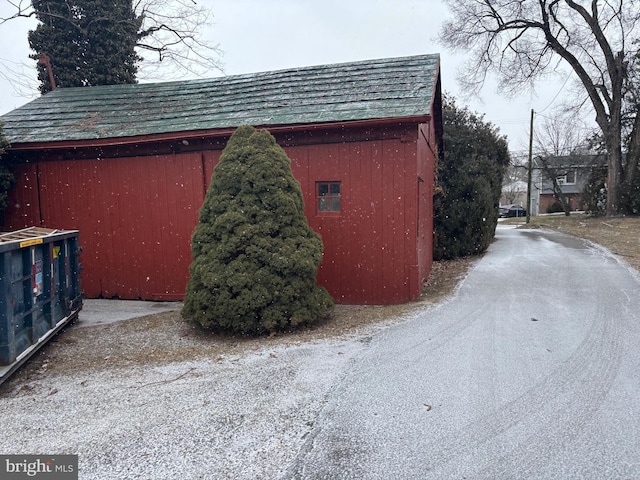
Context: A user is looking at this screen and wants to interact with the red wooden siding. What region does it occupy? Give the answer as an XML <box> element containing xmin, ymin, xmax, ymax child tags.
<box><xmin>4</xmin><ymin>123</ymin><xmax>435</xmax><ymax>304</ymax></box>
<box><xmin>6</xmin><ymin>154</ymin><xmax>203</xmax><ymax>300</ymax></box>
<box><xmin>287</xmin><ymin>137</ymin><xmax>418</xmax><ymax>304</ymax></box>
<box><xmin>417</xmin><ymin>122</ymin><xmax>436</xmax><ymax>293</ymax></box>
<box><xmin>5</xmin><ymin>164</ymin><xmax>41</xmax><ymax>227</ymax></box>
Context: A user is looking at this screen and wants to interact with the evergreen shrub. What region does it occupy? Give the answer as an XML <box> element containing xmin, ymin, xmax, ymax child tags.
<box><xmin>547</xmin><ymin>202</ymin><xmax>565</xmax><ymax>214</ymax></box>
<box><xmin>182</xmin><ymin>126</ymin><xmax>333</xmax><ymax>335</ymax></box>
<box><xmin>582</xmin><ymin>166</ymin><xmax>607</xmax><ymax>216</ymax></box>
<box><xmin>434</xmin><ymin>96</ymin><xmax>510</xmax><ymax>260</ymax></box>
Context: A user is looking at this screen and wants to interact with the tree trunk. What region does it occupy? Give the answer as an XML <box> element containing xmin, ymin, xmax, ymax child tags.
<box><xmin>605</xmin><ymin>52</ymin><xmax>626</xmax><ymax>216</ymax></box>
<box><xmin>549</xmin><ymin>175</ymin><xmax>571</xmax><ymax>216</ymax></box>
<box><xmin>606</xmin><ymin>138</ymin><xmax>624</xmax><ymax>216</ymax></box>
<box><xmin>623</xmin><ymin>111</ymin><xmax>640</xmax><ymax>191</ymax></box>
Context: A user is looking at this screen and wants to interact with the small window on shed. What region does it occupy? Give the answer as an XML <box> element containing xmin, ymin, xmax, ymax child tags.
<box><xmin>317</xmin><ymin>181</ymin><xmax>341</xmax><ymax>212</ymax></box>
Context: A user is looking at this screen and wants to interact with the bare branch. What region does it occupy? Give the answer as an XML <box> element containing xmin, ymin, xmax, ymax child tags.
<box><xmin>439</xmin><ymin>0</ymin><xmax>640</xmax><ymax>215</ymax></box>
<box><xmin>134</xmin><ymin>0</ymin><xmax>223</xmax><ymax>79</ymax></box>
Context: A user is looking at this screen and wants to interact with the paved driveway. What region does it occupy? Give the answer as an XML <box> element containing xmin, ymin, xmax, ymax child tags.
<box><xmin>285</xmin><ymin>225</ymin><xmax>640</xmax><ymax>479</ymax></box>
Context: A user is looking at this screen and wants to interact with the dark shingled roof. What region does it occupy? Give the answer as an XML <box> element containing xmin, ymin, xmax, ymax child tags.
<box><xmin>0</xmin><ymin>54</ymin><xmax>440</xmax><ymax>145</ymax></box>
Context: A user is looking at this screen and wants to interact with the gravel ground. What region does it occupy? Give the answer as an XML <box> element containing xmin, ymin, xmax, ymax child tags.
<box><xmin>1</xmin><ymin>342</ymin><xmax>366</xmax><ymax>479</ymax></box>
<box><xmin>0</xmin><ymin>259</ymin><xmax>474</xmax><ymax>480</ymax></box>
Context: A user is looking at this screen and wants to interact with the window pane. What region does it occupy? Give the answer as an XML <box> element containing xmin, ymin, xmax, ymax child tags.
<box><xmin>316</xmin><ymin>181</ymin><xmax>341</xmax><ymax>213</ymax></box>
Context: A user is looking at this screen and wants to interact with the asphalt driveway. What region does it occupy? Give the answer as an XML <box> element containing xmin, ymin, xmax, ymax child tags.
<box><xmin>284</xmin><ymin>225</ymin><xmax>640</xmax><ymax>479</ymax></box>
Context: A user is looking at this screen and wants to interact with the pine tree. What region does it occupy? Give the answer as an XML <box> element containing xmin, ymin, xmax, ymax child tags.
<box><xmin>182</xmin><ymin>126</ymin><xmax>333</xmax><ymax>335</ymax></box>
<box><xmin>434</xmin><ymin>96</ymin><xmax>510</xmax><ymax>260</ymax></box>
<box><xmin>28</xmin><ymin>0</ymin><xmax>141</xmax><ymax>93</ymax></box>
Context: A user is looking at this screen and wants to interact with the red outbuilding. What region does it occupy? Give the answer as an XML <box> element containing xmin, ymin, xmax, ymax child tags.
<box><xmin>1</xmin><ymin>54</ymin><xmax>443</xmax><ymax>305</ymax></box>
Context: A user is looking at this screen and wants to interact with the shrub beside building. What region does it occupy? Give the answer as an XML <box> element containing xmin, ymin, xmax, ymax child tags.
<box><xmin>182</xmin><ymin>126</ymin><xmax>333</xmax><ymax>335</ymax></box>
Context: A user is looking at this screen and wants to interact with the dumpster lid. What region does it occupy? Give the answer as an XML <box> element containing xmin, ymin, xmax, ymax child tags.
<box><xmin>0</xmin><ymin>227</ymin><xmax>61</xmax><ymax>244</ymax></box>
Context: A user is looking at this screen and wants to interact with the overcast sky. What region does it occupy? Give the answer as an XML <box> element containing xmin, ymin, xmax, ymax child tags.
<box><xmin>0</xmin><ymin>0</ymin><xmax>575</xmax><ymax>153</ymax></box>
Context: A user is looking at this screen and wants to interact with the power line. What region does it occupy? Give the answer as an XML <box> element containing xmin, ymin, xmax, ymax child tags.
<box><xmin>536</xmin><ymin>72</ymin><xmax>573</xmax><ymax>114</ymax></box>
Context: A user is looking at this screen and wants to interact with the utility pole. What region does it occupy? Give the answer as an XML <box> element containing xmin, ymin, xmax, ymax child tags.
<box><xmin>526</xmin><ymin>109</ymin><xmax>534</xmax><ymax>224</ymax></box>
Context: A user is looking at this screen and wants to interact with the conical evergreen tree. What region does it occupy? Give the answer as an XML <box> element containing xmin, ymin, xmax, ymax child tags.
<box><xmin>182</xmin><ymin>126</ymin><xmax>333</xmax><ymax>335</ymax></box>
<box><xmin>28</xmin><ymin>0</ymin><xmax>141</xmax><ymax>93</ymax></box>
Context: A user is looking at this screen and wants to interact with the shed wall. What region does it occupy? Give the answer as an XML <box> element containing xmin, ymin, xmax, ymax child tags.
<box><xmin>4</xmin><ymin>124</ymin><xmax>434</xmax><ymax>304</ymax></box>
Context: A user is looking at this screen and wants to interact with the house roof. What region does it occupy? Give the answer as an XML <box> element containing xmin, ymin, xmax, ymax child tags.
<box><xmin>535</xmin><ymin>154</ymin><xmax>607</xmax><ymax>195</ymax></box>
<box><xmin>533</xmin><ymin>154</ymin><xmax>607</xmax><ymax>169</ymax></box>
<box><xmin>0</xmin><ymin>54</ymin><xmax>440</xmax><ymax>146</ymax></box>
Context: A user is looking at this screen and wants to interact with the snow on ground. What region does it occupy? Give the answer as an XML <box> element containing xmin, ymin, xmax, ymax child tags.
<box><xmin>0</xmin><ymin>338</ymin><xmax>371</xmax><ymax>479</ymax></box>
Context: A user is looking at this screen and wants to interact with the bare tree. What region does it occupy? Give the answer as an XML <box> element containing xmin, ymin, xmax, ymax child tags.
<box><xmin>501</xmin><ymin>174</ymin><xmax>523</xmax><ymax>205</ymax></box>
<box><xmin>534</xmin><ymin>113</ymin><xmax>592</xmax><ymax>215</ymax></box>
<box><xmin>535</xmin><ymin>114</ymin><xmax>589</xmax><ymax>157</ymax></box>
<box><xmin>502</xmin><ymin>152</ymin><xmax>528</xmax><ymax>205</ymax></box>
<box><xmin>133</xmin><ymin>0</ymin><xmax>224</xmax><ymax>80</ymax></box>
<box><xmin>536</xmin><ymin>156</ymin><xmax>573</xmax><ymax>214</ymax></box>
<box><xmin>439</xmin><ymin>0</ymin><xmax>640</xmax><ymax>216</ymax></box>
<box><xmin>0</xmin><ymin>57</ymin><xmax>39</xmax><ymax>100</ymax></box>
<box><xmin>0</xmin><ymin>0</ymin><xmax>223</xmax><ymax>85</ymax></box>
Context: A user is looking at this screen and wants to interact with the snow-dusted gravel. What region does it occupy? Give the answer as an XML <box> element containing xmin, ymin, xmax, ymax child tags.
<box><xmin>0</xmin><ymin>338</ymin><xmax>371</xmax><ymax>479</ymax></box>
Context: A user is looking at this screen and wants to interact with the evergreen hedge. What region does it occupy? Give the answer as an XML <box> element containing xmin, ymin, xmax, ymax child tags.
<box><xmin>434</xmin><ymin>96</ymin><xmax>510</xmax><ymax>260</ymax></box>
<box><xmin>582</xmin><ymin>165</ymin><xmax>608</xmax><ymax>215</ymax></box>
<box><xmin>182</xmin><ymin>126</ymin><xmax>333</xmax><ymax>335</ymax></box>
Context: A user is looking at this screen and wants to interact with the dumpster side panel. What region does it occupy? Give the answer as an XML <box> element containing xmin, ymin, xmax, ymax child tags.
<box><xmin>0</xmin><ymin>252</ymin><xmax>15</xmax><ymax>364</ymax></box>
<box><xmin>10</xmin><ymin>249</ymin><xmax>32</xmax><ymax>362</ymax></box>
<box><xmin>0</xmin><ymin>230</ymin><xmax>81</xmax><ymax>369</ymax></box>
<box><xmin>31</xmin><ymin>244</ymin><xmax>53</xmax><ymax>340</ymax></box>
<box><xmin>50</xmin><ymin>237</ymin><xmax>82</xmax><ymax>324</ymax></box>
<box><xmin>0</xmin><ymin>246</ymin><xmax>34</xmax><ymax>365</ymax></box>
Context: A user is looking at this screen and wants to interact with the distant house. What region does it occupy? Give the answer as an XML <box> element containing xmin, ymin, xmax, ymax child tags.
<box><xmin>500</xmin><ymin>180</ymin><xmax>528</xmax><ymax>210</ymax></box>
<box><xmin>0</xmin><ymin>54</ymin><xmax>443</xmax><ymax>305</ymax></box>
<box><xmin>500</xmin><ymin>162</ymin><xmax>529</xmax><ymax>212</ymax></box>
<box><xmin>533</xmin><ymin>154</ymin><xmax>606</xmax><ymax>213</ymax></box>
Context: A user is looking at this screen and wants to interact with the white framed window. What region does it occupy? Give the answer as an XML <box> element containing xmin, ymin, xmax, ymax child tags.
<box><xmin>556</xmin><ymin>170</ymin><xmax>576</xmax><ymax>185</ymax></box>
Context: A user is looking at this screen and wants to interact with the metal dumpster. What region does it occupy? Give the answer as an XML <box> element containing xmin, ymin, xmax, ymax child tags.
<box><xmin>0</xmin><ymin>227</ymin><xmax>82</xmax><ymax>384</ymax></box>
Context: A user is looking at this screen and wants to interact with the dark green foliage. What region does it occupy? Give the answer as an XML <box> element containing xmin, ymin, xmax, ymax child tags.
<box><xmin>434</xmin><ymin>96</ymin><xmax>510</xmax><ymax>260</ymax></box>
<box><xmin>582</xmin><ymin>166</ymin><xmax>608</xmax><ymax>216</ymax></box>
<box><xmin>182</xmin><ymin>126</ymin><xmax>333</xmax><ymax>335</ymax></box>
<box><xmin>620</xmin><ymin>162</ymin><xmax>640</xmax><ymax>215</ymax></box>
<box><xmin>28</xmin><ymin>0</ymin><xmax>141</xmax><ymax>93</ymax></box>
<box><xmin>0</xmin><ymin>125</ymin><xmax>15</xmax><ymax>220</ymax></box>
<box><xmin>547</xmin><ymin>202</ymin><xmax>565</xmax><ymax>214</ymax></box>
